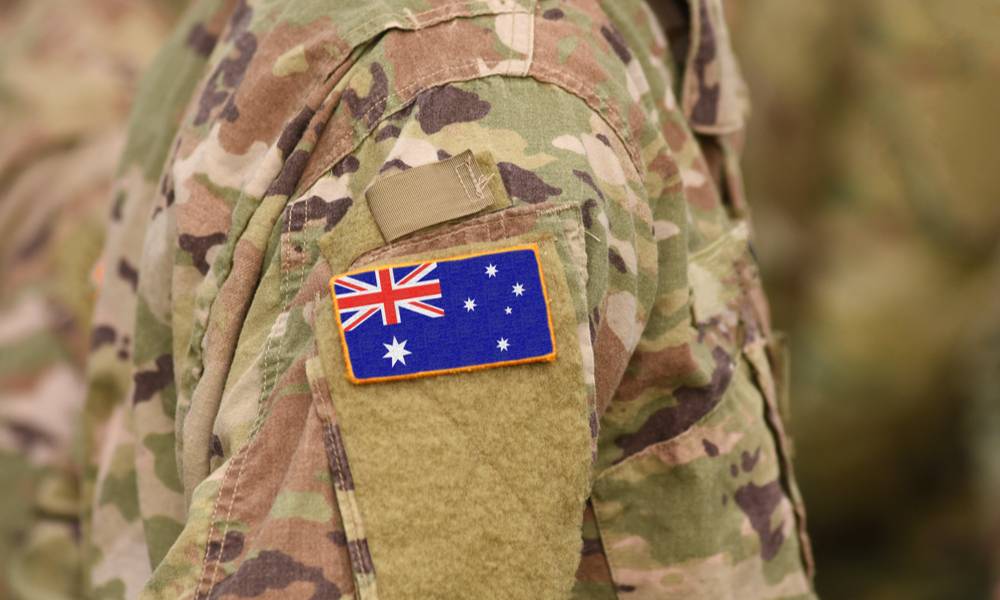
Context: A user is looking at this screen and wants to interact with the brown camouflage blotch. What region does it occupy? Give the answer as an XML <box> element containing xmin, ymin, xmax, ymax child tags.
<box><xmin>741</xmin><ymin>447</ymin><xmax>762</xmax><ymax>473</ymax></box>
<box><xmin>118</xmin><ymin>258</ymin><xmax>139</xmax><ymax>291</ymax></box>
<box><xmin>688</xmin><ymin>0</ymin><xmax>721</xmax><ymax>127</ymax></box>
<box><xmin>575</xmin><ymin>502</ymin><xmax>614</xmax><ymax>585</ymax></box>
<box><xmin>90</xmin><ymin>325</ymin><xmax>118</xmax><ymax>351</ymax></box>
<box><xmin>13</xmin><ymin>224</ymin><xmax>51</xmax><ymax>261</ymax></box>
<box><xmin>266</xmin><ymin>149</ymin><xmax>311</xmax><ymax>198</ymax></box>
<box><xmin>186</xmin><ymin>23</ymin><xmax>219</xmax><ymax>58</ymax></box>
<box><xmin>321</xmin><ymin>422</ymin><xmax>354</xmax><ymax>492</ymax></box>
<box><xmin>572</xmin><ymin>169</ymin><xmax>607</xmax><ymax>202</ymax></box>
<box><xmin>733</xmin><ymin>479</ymin><xmax>786</xmax><ymax>561</ymax></box>
<box><xmin>608</xmin><ymin>247</ymin><xmax>628</xmax><ymax>273</ymax></box>
<box><xmin>542</xmin><ymin>8</ymin><xmax>565</xmax><ymax>20</ymax></box>
<box><xmin>600</xmin><ymin>24</ymin><xmax>632</xmax><ymax>63</ymax></box>
<box><xmin>210</xmin><ymin>550</ymin><xmax>342</xmax><ymax>600</ymax></box>
<box><xmin>347</xmin><ymin>539</ymin><xmax>374</xmax><ymax>575</ymax></box>
<box><xmin>277</xmin><ymin>107</ymin><xmax>318</xmax><ymax>158</ymax></box>
<box><xmin>373</xmin><ymin>125</ymin><xmax>401</xmax><ymax>143</ymax></box>
<box><xmin>217</xmin><ymin>18</ymin><xmax>336</xmax><ymax>154</ymax></box>
<box><xmin>178</xmin><ymin>232</ymin><xmax>228</xmax><ymax>275</ymax></box>
<box><xmin>613</xmin><ymin>346</ymin><xmax>733</xmax><ymax>461</ymax></box>
<box><xmin>415</xmin><ymin>84</ymin><xmax>492</xmax><ymax>134</ymax></box>
<box><xmin>6</xmin><ymin>421</ymin><xmax>57</xmax><ymax>451</ymax></box>
<box><xmin>205</xmin><ymin>530</ymin><xmax>245</xmax><ymax>563</ymax></box>
<box><xmin>378</xmin><ymin>158</ymin><xmax>410</xmax><ymax>174</ymax></box>
<box><xmin>581</xmin><ymin>197</ymin><xmax>599</xmax><ymax>229</ymax></box>
<box><xmin>497</xmin><ymin>161</ymin><xmax>562</xmax><ymax>204</ymax></box>
<box><xmin>330</xmin><ymin>155</ymin><xmax>359</xmax><ymax>177</ymax></box>
<box><xmin>133</xmin><ymin>354</ymin><xmax>174</xmax><ymax>404</ymax></box>
<box><xmin>288</xmin><ymin>196</ymin><xmax>351</xmax><ymax>233</ymax></box>
<box><xmin>194</xmin><ymin>29</ymin><xmax>257</xmax><ymax>126</ymax></box>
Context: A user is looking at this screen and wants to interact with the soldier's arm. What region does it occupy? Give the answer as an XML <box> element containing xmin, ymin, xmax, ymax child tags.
<box><xmin>82</xmin><ymin>2</ymin><xmax>815</xmax><ymax>597</ymax></box>
<box><xmin>190</xmin><ymin>78</ymin><xmax>654</xmax><ymax>600</ymax></box>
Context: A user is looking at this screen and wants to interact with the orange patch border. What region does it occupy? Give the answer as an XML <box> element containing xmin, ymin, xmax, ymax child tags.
<box><xmin>329</xmin><ymin>243</ymin><xmax>558</xmax><ymax>384</ymax></box>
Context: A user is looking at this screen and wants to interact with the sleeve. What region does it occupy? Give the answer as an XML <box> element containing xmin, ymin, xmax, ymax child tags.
<box><xmin>200</xmin><ymin>74</ymin><xmax>659</xmax><ymax>600</ymax></box>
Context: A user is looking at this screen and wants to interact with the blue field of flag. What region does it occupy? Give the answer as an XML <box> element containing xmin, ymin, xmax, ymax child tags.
<box><xmin>329</xmin><ymin>244</ymin><xmax>555</xmax><ymax>382</ymax></box>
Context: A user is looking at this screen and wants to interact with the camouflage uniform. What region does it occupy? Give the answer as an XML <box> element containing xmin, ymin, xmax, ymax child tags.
<box><xmin>80</xmin><ymin>0</ymin><xmax>815</xmax><ymax>598</ymax></box>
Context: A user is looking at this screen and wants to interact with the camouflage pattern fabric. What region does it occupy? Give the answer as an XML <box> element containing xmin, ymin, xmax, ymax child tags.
<box><xmin>75</xmin><ymin>0</ymin><xmax>815</xmax><ymax>597</ymax></box>
<box><xmin>0</xmin><ymin>1</ymin><xmax>176</xmax><ymax>598</ymax></box>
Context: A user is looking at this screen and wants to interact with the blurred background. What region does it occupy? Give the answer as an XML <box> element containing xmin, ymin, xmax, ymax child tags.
<box><xmin>727</xmin><ymin>1</ymin><xmax>1000</xmax><ymax>598</ymax></box>
<box><xmin>1</xmin><ymin>0</ymin><xmax>998</xmax><ymax>598</ymax></box>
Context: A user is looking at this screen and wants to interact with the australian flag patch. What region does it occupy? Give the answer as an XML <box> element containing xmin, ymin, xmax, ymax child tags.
<box><xmin>329</xmin><ymin>244</ymin><xmax>556</xmax><ymax>383</ymax></box>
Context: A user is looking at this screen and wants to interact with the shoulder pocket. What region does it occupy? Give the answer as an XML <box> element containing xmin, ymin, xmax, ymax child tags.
<box><xmin>590</xmin><ymin>222</ymin><xmax>815</xmax><ymax>598</ymax></box>
<box><xmin>313</xmin><ymin>203</ymin><xmax>596</xmax><ymax>599</ymax></box>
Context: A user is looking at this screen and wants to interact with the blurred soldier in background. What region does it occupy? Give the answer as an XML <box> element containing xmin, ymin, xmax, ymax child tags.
<box><xmin>0</xmin><ymin>1</ymin><xmax>178</xmax><ymax>597</ymax></box>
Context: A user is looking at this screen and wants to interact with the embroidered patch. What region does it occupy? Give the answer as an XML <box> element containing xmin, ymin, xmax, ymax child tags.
<box><xmin>329</xmin><ymin>244</ymin><xmax>556</xmax><ymax>383</ymax></box>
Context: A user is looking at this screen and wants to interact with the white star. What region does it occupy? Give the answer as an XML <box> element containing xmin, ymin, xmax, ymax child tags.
<box><xmin>463</xmin><ymin>297</ymin><xmax>477</xmax><ymax>312</ymax></box>
<box><xmin>512</xmin><ymin>282</ymin><xmax>525</xmax><ymax>296</ymax></box>
<box><xmin>382</xmin><ymin>336</ymin><xmax>411</xmax><ymax>367</ymax></box>
<box><xmin>496</xmin><ymin>337</ymin><xmax>510</xmax><ymax>352</ymax></box>
<box><xmin>485</xmin><ymin>264</ymin><xmax>498</xmax><ymax>278</ymax></box>
<box><xmin>504</xmin><ymin>306</ymin><xmax>512</xmax><ymax>315</ymax></box>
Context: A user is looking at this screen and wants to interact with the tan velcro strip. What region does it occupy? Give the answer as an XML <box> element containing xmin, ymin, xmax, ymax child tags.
<box><xmin>366</xmin><ymin>150</ymin><xmax>502</xmax><ymax>242</ymax></box>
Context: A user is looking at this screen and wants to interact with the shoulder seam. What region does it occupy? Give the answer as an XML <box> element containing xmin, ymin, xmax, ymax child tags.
<box><xmin>526</xmin><ymin>64</ymin><xmax>645</xmax><ymax>178</ymax></box>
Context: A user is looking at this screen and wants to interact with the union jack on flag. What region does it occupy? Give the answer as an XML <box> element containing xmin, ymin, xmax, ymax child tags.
<box><xmin>332</xmin><ymin>262</ymin><xmax>444</xmax><ymax>331</ymax></box>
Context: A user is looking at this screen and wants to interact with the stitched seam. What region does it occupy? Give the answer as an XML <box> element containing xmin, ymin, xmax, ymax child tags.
<box><xmin>308</xmin><ymin>1</ymin><xmax>533</xmax><ymax>102</ymax></box>
<box><xmin>204</xmin><ymin>184</ymin><xmax>320</xmax><ymax>595</ymax></box>
<box><xmin>528</xmin><ymin>62</ymin><xmax>644</xmax><ymax>177</ymax></box>
<box><xmin>328</xmin><ymin>421</ymin><xmax>368</xmax><ymax>579</ymax></box>
<box><xmin>309</xmin><ymin>61</ymin><xmax>644</xmax><ymax>191</ymax></box>
<box><xmin>297</xmin><ymin>5</ymin><xmax>648</xmax><ymax>197</ymax></box>
<box><xmin>308</xmin><ymin>345</ymin><xmax>377</xmax><ymax>595</ymax></box>
<box><xmin>322</xmin><ymin>2</ymin><xmax>532</xmax><ymax>71</ymax></box>
<box><xmin>198</xmin><ymin>201</ymin><xmax>296</xmax><ymax>597</ymax></box>
<box><xmin>194</xmin><ymin>450</ymin><xmax>236</xmax><ymax>598</ymax></box>
<box><xmin>453</xmin><ymin>161</ymin><xmax>478</xmax><ymax>206</ymax></box>
<box><xmin>299</xmin><ymin>61</ymin><xmax>499</xmax><ymax>195</ymax></box>
<box><xmin>239</xmin><ymin>198</ymin><xmax>305</xmax><ymax>575</ymax></box>
<box><xmin>295</xmin><ymin>4</ymin><xmax>536</xmax><ymax>195</ymax></box>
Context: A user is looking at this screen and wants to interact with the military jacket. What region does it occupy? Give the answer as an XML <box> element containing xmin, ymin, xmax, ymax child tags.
<box><xmin>82</xmin><ymin>0</ymin><xmax>815</xmax><ymax>598</ymax></box>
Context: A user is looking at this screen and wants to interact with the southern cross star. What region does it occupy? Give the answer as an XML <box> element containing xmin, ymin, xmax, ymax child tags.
<box><xmin>463</xmin><ymin>297</ymin><xmax>477</xmax><ymax>312</ymax></box>
<box><xmin>496</xmin><ymin>337</ymin><xmax>510</xmax><ymax>352</ymax></box>
<box><xmin>485</xmin><ymin>263</ymin><xmax>498</xmax><ymax>278</ymax></box>
<box><xmin>512</xmin><ymin>282</ymin><xmax>525</xmax><ymax>296</ymax></box>
<box><xmin>504</xmin><ymin>306</ymin><xmax>512</xmax><ymax>315</ymax></box>
<box><xmin>382</xmin><ymin>336</ymin><xmax>411</xmax><ymax>367</ymax></box>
